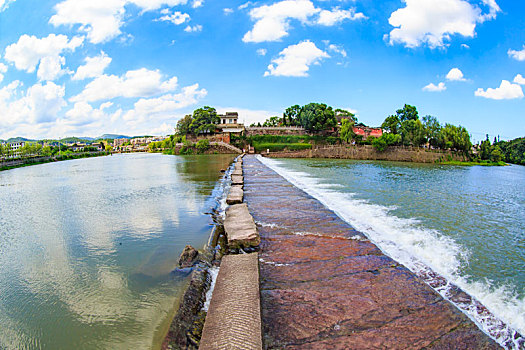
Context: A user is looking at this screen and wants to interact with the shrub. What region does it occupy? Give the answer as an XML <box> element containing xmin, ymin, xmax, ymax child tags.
<box><xmin>196</xmin><ymin>139</ymin><xmax>210</xmax><ymax>153</ymax></box>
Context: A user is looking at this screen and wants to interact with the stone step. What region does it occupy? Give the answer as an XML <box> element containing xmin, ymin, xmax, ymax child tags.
<box><xmin>231</xmin><ymin>174</ymin><xmax>243</xmax><ymax>186</ymax></box>
<box><xmin>226</xmin><ymin>185</ymin><xmax>244</xmax><ymax>205</ymax></box>
<box><xmin>224</xmin><ymin>203</ymin><xmax>260</xmax><ymax>249</ymax></box>
<box><xmin>199</xmin><ymin>253</ymin><xmax>262</xmax><ymax>350</ymax></box>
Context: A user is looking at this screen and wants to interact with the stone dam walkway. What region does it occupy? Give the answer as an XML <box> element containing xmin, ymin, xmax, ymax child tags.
<box><xmin>241</xmin><ymin>155</ymin><xmax>499</xmax><ymax>349</ymax></box>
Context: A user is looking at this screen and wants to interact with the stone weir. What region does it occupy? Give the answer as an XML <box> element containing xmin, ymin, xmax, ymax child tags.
<box><xmin>242</xmin><ymin>155</ymin><xmax>500</xmax><ymax>349</ymax></box>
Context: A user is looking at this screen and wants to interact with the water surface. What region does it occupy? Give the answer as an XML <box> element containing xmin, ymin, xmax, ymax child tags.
<box><xmin>0</xmin><ymin>153</ymin><xmax>234</xmax><ymax>349</ymax></box>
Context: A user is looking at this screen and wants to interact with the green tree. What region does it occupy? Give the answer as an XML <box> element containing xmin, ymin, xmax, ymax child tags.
<box><xmin>189</xmin><ymin>106</ymin><xmax>219</xmax><ymax>135</ymax></box>
<box><xmin>490</xmin><ymin>146</ymin><xmax>503</xmax><ymax>162</ymax></box>
<box><xmin>440</xmin><ymin>124</ymin><xmax>472</xmax><ymax>153</ymax></box>
<box><xmin>400</xmin><ymin>119</ymin><xmax>426</xmax><ymax>146</ymax></box>
<box><xmin>176</xmin><ymin>114</ymin><xmax>193</xmax><ymax>135</ymax></box>
<box><xmin>196</xmin><ymin>138</ymin><xmax>210</xmax><ymax>153</ymax></box>
<box><xmin>105</xmin><ymin>144</ymin><xmax>113</xmax><ymax>152</ymax></box>
<box><xmin>396</xmin><ymin>104</ymin><xmax>419</xmax><ymax>122</ymax></box>
<box><xmin>479</xmin><ymin>135</ymin><xmax>492</xmax><ymax>160</ymax></box>
<box><xmin>381</xmin><ymin>115</ymin><xmax>401</xmax><ymax>134</ymax></box>
<box><xmin>0</xmin><ymin>143</ymin><xmax>4</xmax><ymax>159</ymax></box>
<box><xmin>42</xmin><ymin>146</ymin><xmax>53</xmax><ymax>156</ymax></box>
<box><xmin>262</xmin><ymin>116</ymin><xmax>281</xmax><ymax>127</ymax></box>
<box><xmin>372</xmin><ymin>133</ymin><xmax>402</xmax><ymax>152</ymax></box>
<box><xmin>339</xmin><ymin>118</ymin><xmax>355</xmax><ymax>143</ymax></box>
<box><xmin>298</xmin><ymin>103</ymin><xmax>336</xmax><ymax>132</ymax></box>
<box><xmin>422</xmin><ymin>115</ymin><xmax>442</xmax><ymax>148</ymax></box>
<box><xmin>283</xmin><ymin>105</ymin><xmax>301</xmax><ymax>126</ymax></box>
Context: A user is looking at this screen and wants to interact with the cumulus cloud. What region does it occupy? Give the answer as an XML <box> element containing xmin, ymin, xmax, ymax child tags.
<box><xmin>72</xmin><ymin>52</ymin><xmax>112</xmax><ymax>80</ymax></box>
<box><xmin>508</xmin><ymin>46</ymin><xmax>525</xmax><ymax>61</ymax></box>
<box><xmin>387</xmin><ymin>0</ymin><xmax>500</xmax><ymax>48</ymax></box>
<box><xmin>122</xmin><ymin>83</ymin><xmax>207</xmax><ymax>122</ymax></box>
<box><xmin>50</xmin><ymin>0</ymin><xmax>190</xmax><ymax>44</ymax></box>
<box><xmin>156</xmin><ymin>9</ymin><xmax>190</xmax><ymax>25</ymax></box>
<box><xmin>256</xmin><ymin>48</ymin><xmax>267</xmax><ymax>56</ymax></box>
<box><xmin>327</xmin><ymin>43</ymin><xmax>347</xmax><ymax>57</ymax></box>
<box><xmin>223</xmin><ymin>8</ymin><xmax>233</xmax><ymax>15</ymax></box>
<box><xmin>65</xmin><ymin>101</ymin><xmax>121</xmax><ymax>126</ymax></box>
<box><xmin>70</xmin><ymin>68</ymin><xmax>178</xmax><ymax>102</ymax></box>
<box><xmin>317</xmin><ymin>7</ymin><xmax>365</xmax><ymax>26</ymax></box>
<box><xmin>0</xmin><ymin>63</ymin><xmax>7</xmax><ymax>83</ymax></box>
<box><xmin>0</xmin><ymin>81</ymin><xmax>66</xmax><ymax>127</ymax></box>
<box><xmin>513</xmin><ymin>74</ymin><xmax>525</xmax><ymax>85</ymax></box>
<box><xmin>191</xmin><ymin>0</ymin><xmax>202</xmax><ymax>8</ymax></box>
<box><xmin>4</xmin><ymin>34</ymin><xmax>83</xmax><ymax>80</ymax></box>
<box><xmin>446</xmin><ymin>68</ymin><xmax>466</xmax><ymax>81</ymax></box>
<box><xmin>243</xmin><ymin>0</ymin><xmax>364</xmax><ymax>43</ymax></box>
<box><xmin>475</xmin><ymin>80</ymin><xmax>524</xmax><ymax>100</ymax></box>
<box><xmin>264</xmin><ymin>40</ymin><xmax>329</xmax><ymax>77</ymax></box>
<box><xmin>184</xmin><ymin>24</ymin><xmax>202</xmax><ymax>32</ymax></box>
<box><xmin>422</xmin><ymin>82</ymin><xmax>446</xmax><ymax>92</ymax></box>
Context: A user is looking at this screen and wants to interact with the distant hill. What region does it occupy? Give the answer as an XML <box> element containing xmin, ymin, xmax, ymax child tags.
<box><xmin>7</xmin><ymin>137</ymin><xmax>33</xmax><ymax>143</ymax></box>
<box><xmin>97</xmin><ymin>134</ymin><xmax>131</xmax><ymax>140</ymax></box>
<box><xmin>59</xmin><ymin>137</ymin><xmax>94</xmax><ymax>143</ymax></box>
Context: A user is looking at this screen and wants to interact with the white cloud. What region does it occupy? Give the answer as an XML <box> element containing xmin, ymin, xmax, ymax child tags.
<box><xmin>513</xmin><ymin>74</ymin><xmax>525</xmax><ymax>85</ymax></box>
<box><xmin>243</xmin><ymin>1</ymin><xmax>365</xmax><ymax>43</ymax></box>
<box><xmin>0</xmin><ymin>0</ymin><xmax>15</xmax><ymax>12</ymax></box>
<box><xmin>223</xmin><ymin>8</ymin><xmax>233</xmax><ymax>15</ymax></box>
<box><xmin>65</xmin><ymin>101</ymin><xmax>121</xmax><ymax>126</ymax></box>
<box><xmin>423</xmin><ymin>82</ymin><xmax>446</xmax><ymax>92</ymax></box>
<box><xmin>50</xmin><ymin>0</ymin><xmax>189</xmax><ymax>44</ymax></box>
<box><xmin>0</xmin><ymin>81</ymin><xmax>66</xmax><ymax>126</ymax></box>
<box><xmin>475</xmin><ymin>80</ymin><xmax>524</xmax><ymax>100</ymax></box>
<box><xmin>508</xmin><ymin>46</ymin><xmax>525</xmax><ymax>61</ymax></box>
<box><xmin>122</xmin><ymin>83</ymin><xmax>207</xmax><ymax>122</ymax></box>
<box><xmin>446</xmin><ymin>67</ymin><xmax>466</xmax><ymax>81</ymax></box>
<box><xmin>0</xmin><ymin>63</ymin><xmax>7</xmax><ymax>83</ymax></box>
<box><xmin>184</xmin><ymin>24</ymin><xmax>202</xmax><ymax>32</ymax></box>
<box><xmin>71</xmin><ymin>68</ymin><xmax>178</xmax><ymax>102</ymax></box>
<box><xmin>4</xmin><ymin>34</ymin><xmax>83</xmax><ymax>80</ymax></box>
<box><xmin>128</xmin><ymin>0</ymin><xmax>188</xmax><ymax>12</ymax></box>
<box><xmin>37</xmin><ymin>56</ymin><xmax>66</xmax><ymax>81</ymax></box>
<box><xmin>256</xmin><ymin>48</ymin><xmax>267</xmax><ymax>56</ymax></box>
<box><xmin>264</xmin><ymin>40</ymin><xmax>329</xmax><ymax>77</ymax></box>
<box><xmin>317</xmin><ymin>7</ymin><xmax>365</xmax><ymax>26</ymax></box>
<box><xmin>242</xmin><ymin>0</ymin><xmax>319</xmax><ymax>43</ymax></box>
<box><xmin>387</xmin><ymin>0</ymin><xmax>500</xmax><ymax>48</ymax></box>
<box><xmin>327</xmin><ymin>43</ymin><xmax>347</xmax><ymax>57</ymax></box>
<box><xmin>156</xmin><ymin>10</ymin><xmax>190</xmax><ymax>25</ymax></box>
<box><xmin>191</xmin><ymin>0</ymin><xmax>202</xmax><ymax>8</ymax></box>
<box><xmin>72</xmin><ymin>52</ymin><xmax>112</xmax><ymax>80</ymax></box>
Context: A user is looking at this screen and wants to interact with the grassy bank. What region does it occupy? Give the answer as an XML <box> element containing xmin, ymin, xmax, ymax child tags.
<box><xmin>439</xmin><ymin>160</ymin><xmax>507</xmax><ymax>166</ymax></box>
<box><xmin>0</xmin><ymin>152</ymin><xmax>110</xmax><ymax>171</ymax></box>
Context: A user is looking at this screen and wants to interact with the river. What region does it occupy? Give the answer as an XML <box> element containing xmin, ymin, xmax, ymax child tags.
<box><xmin>259</xmin><ymin>156</ymin><xmax>525</xmax><ymax>347</ymax></box>
<box><xmin>0</xmin><ymin>153</ymin><xmax>234</xmax><ymax>349</ymax></box>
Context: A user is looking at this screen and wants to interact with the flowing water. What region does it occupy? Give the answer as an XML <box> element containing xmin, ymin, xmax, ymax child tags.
<box><xmin>258</xmin><ymin>156</ymin><xmax>525</xmax><ymax>348</ymax></box>
<box><xmin>0</xmin><ymin>153</ymin><xmax>234</xmax><ymax>350</ymax></box>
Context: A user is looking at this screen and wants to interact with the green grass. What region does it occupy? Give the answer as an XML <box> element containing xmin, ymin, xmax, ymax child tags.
<box><xmin>440</xmin><ymin>160</ymin><xmax>507</xmax><ymax>166</ymax></box>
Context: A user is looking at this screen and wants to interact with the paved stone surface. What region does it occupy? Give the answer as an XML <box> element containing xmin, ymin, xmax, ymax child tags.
<box><xmin>226</xmin><ymin>185</ymin><xmax>244</xmax><ymax>205</ymax></box>
<box><xmin>200</xmin><ymin>253</ymin><xmax>262</xmax><ymax>350</ymax></box>
<box><xmin>243</xmin><ymin>155</ymin><xmax>500</xmax><ymax>350</ymax></box>
<box><xmin>231</xmin><ymin>174</ymin><xmax>243</xmax><ymax>186</ymax></box>
<box><xmin>224</xmin><ymin>203</ymin><xmax>260</xmax><ymax>249</ymax></box>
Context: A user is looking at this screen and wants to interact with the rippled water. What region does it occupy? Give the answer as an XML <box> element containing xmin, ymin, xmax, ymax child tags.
<box><xmin>259</xmin><ymin>156</ymin><xmax>525</xmax><ymax>347</ymax></box>
<box><xmin>0</xmin><ymin>153</ymin><xmax>234</xmax><ymax>349</ymax></box>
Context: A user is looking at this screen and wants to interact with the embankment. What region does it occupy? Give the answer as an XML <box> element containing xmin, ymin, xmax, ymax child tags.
<box><xmin>0</xmin><ymin>152</ymin><xmax>109</xmax><ymax>171</ymax></box>
<box><xmin>265</xmin><ymin>144</ymin><xmax>468</xmax><ymax>163</ymax></box>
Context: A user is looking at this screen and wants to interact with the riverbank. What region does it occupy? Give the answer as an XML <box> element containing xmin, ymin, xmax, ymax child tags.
<box><xmin>0</xmin><ymin>151</ymin><xmax>110</xmax><ymax>171</ymax></box>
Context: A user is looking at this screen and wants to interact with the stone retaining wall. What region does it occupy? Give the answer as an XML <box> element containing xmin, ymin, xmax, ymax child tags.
<box><xmin>266</xmin><ymin>145</ymin><xmax>468</xmax><ymax>163</ymax></box>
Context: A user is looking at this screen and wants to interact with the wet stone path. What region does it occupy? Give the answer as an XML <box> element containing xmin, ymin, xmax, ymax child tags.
<box><xmin>243</xmin><ymin>155</ymin><xmax>500</xmax><ymax>350</ymax></box>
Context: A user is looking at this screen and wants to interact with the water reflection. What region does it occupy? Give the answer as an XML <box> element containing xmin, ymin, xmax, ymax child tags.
<box><xmin>0</xmin><ymin>153</ymin><xmax>233</xmax><ymax>349</ymax></box>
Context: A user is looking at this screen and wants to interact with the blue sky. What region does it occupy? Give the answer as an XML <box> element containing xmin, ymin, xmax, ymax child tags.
<box><xmin>0</xmin><ymin>0</ymin><xmax>523</xmax><ymax>141</ymax></box>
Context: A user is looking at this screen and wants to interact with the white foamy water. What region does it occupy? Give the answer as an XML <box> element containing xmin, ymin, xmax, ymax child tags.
<box><xmin>257</xmin><ymin>156</ymin><xmax>525</xmax><ymax>349</ymax></box>
<box><xmin>202</xmin><ymin>266</ymin><xmax>220</xmax><ymax>312</ymax></box>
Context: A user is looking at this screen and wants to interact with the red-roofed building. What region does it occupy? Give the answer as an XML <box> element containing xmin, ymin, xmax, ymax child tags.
<box><xmin>353</xmin><ymin>125</ymin><xmax>383</xmax><ymax>139</ymax></box>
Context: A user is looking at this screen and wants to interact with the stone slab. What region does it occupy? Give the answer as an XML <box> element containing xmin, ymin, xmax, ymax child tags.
<box><xmin>242</xmin><ymin>155</ymin><xmax>501</xmax><ymax>350</ymax></box>
<box><xmin>226</xmin><ymin>185</ymin><xmax>244</xmax><ymax>205</ymax></box>
<box><xmin>232</xmin><ymin>168</ymin><xmax>243</xmax><ymax>176</ymax></box>
<box><xmin>199</xmin><ymin>253</ymin><xmax>262</xmax><ymax>350</ymax></box>
<box><xmin>231</xmin><ymin>174</ymin><xmax>243</xmax><ymax>186</ymax></box>
<box><xmin>224</xmin><ymin>203</ymin><xmax>260</xmax><ymax>249</ymax></box>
